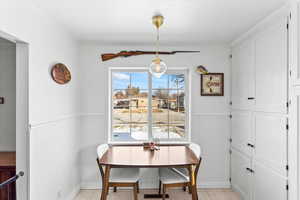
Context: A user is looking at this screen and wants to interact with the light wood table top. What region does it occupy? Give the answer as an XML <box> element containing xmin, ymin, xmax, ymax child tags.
<box><xmin>0</xmin><ymin>152</ymin><xmax>16</xmax><ymax>167</ymax></box>
<box><xmin>98</xmin><ymin>145</ymin><xmax>199</xmax><ymax>167</ymax></box>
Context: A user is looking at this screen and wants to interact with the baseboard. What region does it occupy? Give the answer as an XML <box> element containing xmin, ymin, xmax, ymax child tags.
<box><xmin>81</xmin><ymin>182</ymin><xmax>101</xmax><ymax>190</ymax></box>
<box><xmin>65</xmin><ymin>184</ymin><xmax>81</xmax><ymax>200</ymax></box>
<box><xmin>198</xmin><ymin>181</ymin><xmax>231</xmax><ymax>189</ymax></box>
<box><xmin>80</xmin><ymin>181</ymin><xmax>231</xmax><ymax>190</ymax></box>
<box><xmin>231</xmin><ymin>184</ymin><xmax>246</xmax><ymax>200</ymax></box>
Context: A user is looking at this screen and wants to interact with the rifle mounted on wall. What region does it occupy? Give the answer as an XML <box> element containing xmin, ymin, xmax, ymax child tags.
<box><xmin>101</xmin><ymin>50</ymin><xmax>200</xmax><ymax>62</ymax></box>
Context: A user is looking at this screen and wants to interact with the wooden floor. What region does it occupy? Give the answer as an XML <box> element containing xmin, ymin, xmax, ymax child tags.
<box><xmin>74</xmin><ymin>189</ymin><xmax>240</xmax><ymax>200</ymax></box>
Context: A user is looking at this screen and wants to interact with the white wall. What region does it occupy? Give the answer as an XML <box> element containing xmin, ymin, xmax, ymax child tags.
<box><xmin>0</xmin><ymin>0</ymin><xmax>81</xmax><ymax>199</ymax></box>
<box><xmin>79</xmin><ymin>43</ymin><xmax>231</xmax><ymax>189</ymax></box>
<box><xmin>0</xmin><ymin>39</ymin><xmax>16</xmax><ymax>151</ymax></box>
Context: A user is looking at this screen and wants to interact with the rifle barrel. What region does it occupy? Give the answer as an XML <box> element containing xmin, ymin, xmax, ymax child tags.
<box><xmin>133</xmin><ymin>51</ymin><xmax>200</xmax><ymax>54</ymax></box>
<box><xmin>173</xmin><ymin>51</ymin><xmax>200</xmax><ymax>53</ymax></box>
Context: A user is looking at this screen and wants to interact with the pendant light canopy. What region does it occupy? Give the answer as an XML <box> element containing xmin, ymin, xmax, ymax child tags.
<box><xmin>149</xmin><ymin>15</ymin><xmax>167</xmax><ymax>78</ymax></box>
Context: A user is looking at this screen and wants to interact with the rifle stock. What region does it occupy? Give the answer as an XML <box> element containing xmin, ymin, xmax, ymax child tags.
<box><xmin>101</xmin><ymin>51</ymin><xmax>146</xmax><ymax>61</ymax></box>
<box><xmin>101</xmin><ymin>53</ymin><xmax>121</xmax><ymax>61</ymax></box>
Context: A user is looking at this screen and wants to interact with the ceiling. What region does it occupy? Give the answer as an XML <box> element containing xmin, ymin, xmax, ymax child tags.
<box><xmin>33</xmin><ymin>0</ymin><xmax>287</xmax><ymax>44</ymax></box>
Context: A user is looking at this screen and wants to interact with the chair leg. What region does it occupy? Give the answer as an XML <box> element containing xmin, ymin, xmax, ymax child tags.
<box><xmin>100</xmin><ymin>186</ymin><xmax>103</xmax><ymax>200</ymax></box>
<box><xmin>188</xmin><ymin>185</ymin><xmax>192</xmax><ymax>194</ymax></box>
<box><xmin>133</xmin><ymin>183</ymin><xmax>138</xmax><ymax>200</ymax></box>
<box><xmin>113</xmin><ymin>186</ymin><xmax>117</xmax><ymax>192</ymax></box>
<box><xmin>105</xmin><ymin>184</ymin><xmax>110</xmax><ymax>196</ymax></box>
<box><xmin>162</xmin><ymin>184</ymin><xmax>166</xmax><ymax>200</ymax></box>
<box><xmin>158</xmin><ymin>181</ymin><xmax>162</xmax><ymax>194</ymax></box>
<box><xmin>136</xmin><ymin>181</ymin><xmax>140</xmax><ymax>193</ymax></box>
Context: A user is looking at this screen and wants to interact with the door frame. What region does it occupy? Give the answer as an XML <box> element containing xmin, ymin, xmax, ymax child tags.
<box><xmin>0</xmin><ymin>30</ymin><xmax>29</xmax><ymax>200</ymax></box>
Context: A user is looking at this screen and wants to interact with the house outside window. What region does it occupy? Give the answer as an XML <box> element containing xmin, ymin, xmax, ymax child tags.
<box><xmin>109</xmin><ymin>68</ymin><xmax>190</xmax><ymax>143</ymax></box>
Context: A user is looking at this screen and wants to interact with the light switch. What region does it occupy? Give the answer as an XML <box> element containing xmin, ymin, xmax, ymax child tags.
<box><xmin>0</xmin><ymin>97</ymin><xmax>4</xmax><ymax>104</ymax></box>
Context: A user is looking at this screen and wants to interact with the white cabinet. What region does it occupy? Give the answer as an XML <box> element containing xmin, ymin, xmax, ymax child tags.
<box><xmin>231</xmin><ymin>150</ymin><xmax>288</xmax><ymax>200</ymax></box>
<box><xmin>253</xmin><ymin>161</ymin><xmax>288</xmax><ymax>200</ymax></box>
<box><xmin>290</xmin><ymin>1</ymin><xmax>300</xmax><ymax>85</ymax></box>
<box><xmin>231</xmin><ymin>111</ymin><xmax>253</xmax><ymax>156</ymax></box>
<box><xmin>231</xmin><ymin>149</ymin><xmax>252</xmax><ymax>200</ymax></box>
<box><xmin>232</xmin><ymin>40</ymin><xmax>255</xmax><ymax>110</ymax></box>
<box><xmin>231</xmin><ymin>12</ymin><xmax>289</xmax><ymax>200</ymax></box>
<box><xmin>288</xmin><ymin>86</ymin><xmax>300</xmax><ymax>200</ymax></box>
<box><xmin>232</xmin><ymin>19</ymin><xmax>288</xmax><ymax>113</ymax></box>
<box><xmin>254</xmin><ymin>19</ymin><xmax>288</xmax><ymax>114</ymax></box>
<box><xmin>254</xmin><ymin>113</ymin><xmax>288</xmax><ymax>176</ymax></box>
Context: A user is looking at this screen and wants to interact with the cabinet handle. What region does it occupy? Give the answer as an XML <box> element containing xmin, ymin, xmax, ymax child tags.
<box><xmin>246</xmin><ymin>168</ymin><xmax>254</xmax><ymax>173</ymax></box>
<box><xmin>247</xmin><ymin>97</ymin><xmax>255</xmax><ymax>100</ymax></box>
<box><xmin>247</xmin><ymin>143</ymin><xmax>255</xmax><ymax>148</ymax></box>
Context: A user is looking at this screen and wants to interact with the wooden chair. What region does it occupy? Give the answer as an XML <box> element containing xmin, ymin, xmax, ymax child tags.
<box><xmin>158</xmin><ymin>143</ymin><xmax>202</xmax><ymax>200</ymax></box>
<box><xmin>96</xmin><ymin>144</ymin><xmax>140</xmax><ymax>200</ymax></box>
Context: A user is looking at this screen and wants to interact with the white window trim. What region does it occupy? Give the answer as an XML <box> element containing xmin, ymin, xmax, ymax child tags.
<box><xmin>108</xmin><ymin>67</ymin><xmax>191</xmax><ymax>144</ymax></box>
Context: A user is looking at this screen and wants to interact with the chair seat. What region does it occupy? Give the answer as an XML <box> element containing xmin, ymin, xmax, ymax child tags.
<box><xmin>173</xmin><ymin>168</ymin><xmax>189</xmax><ymax>179</ymax></box>
<box><xmin>109</xmin><ymin>168</ymin><xmax>140</xmax><ymax>183</ymax></box>
<box><xmin>159</xmin><ymin>168</ymin><xmax>189</xmax><ymax>184</ymax></box>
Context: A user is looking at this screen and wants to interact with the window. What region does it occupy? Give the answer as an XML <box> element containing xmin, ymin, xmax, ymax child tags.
<box><xmin>109</xmin><ymin>68</ymin><xmax>189</xmax><ymax>143</ymax></box>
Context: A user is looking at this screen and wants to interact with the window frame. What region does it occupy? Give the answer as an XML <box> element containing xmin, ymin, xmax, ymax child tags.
<box><xmin>108</xmin><ymin>67</ymin><xmax>191</xmax><ymax>144</ymax></box>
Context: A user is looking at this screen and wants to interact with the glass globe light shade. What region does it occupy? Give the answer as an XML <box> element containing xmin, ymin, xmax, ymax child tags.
<box><xmin>149</xmin><ymin>58</ymin><xmax>167</xmax><ymax>78</ymax></box>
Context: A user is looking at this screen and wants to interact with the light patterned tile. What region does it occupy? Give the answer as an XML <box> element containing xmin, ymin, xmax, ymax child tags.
<box><xmin>207</xmin><ymin>189</ymin><xmax>241</xmax><ymax>200</ymax></box>
<box><xmin>198</xmin><ymin>190</ymin><xmax>211</xmax><ymax>200</ymax></box>
<box><xmin>74</xmin><ymin>189</ymin><xmax>241</xmax><ymax>200</ymax></box>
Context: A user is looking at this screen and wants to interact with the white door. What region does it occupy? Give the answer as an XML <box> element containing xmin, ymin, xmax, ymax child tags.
<box><xmin>231</xmin><ymin>111</ymin><xmax>253</xmax><ymax>156</ymax></box>
<box><xmin>254</xmin><ymin>18</ymin><xmax>288</xmax><ymax>113</ymax></box>
<box><xmin>231</xmin><ymin>39</ymin><xmax>255</xmax><ymax>110</ymax></box>
<box><xmin>231</xmin><ymin>149</ymin><xmax>252</xmax><ymax>200</ymax></box>
<box><xmin>253</xmin><ymin>161</ymin><xmax>288</xmax><ymax>200</ymax></box>
<box><xmin>254</xmin><ymin>113</ymin><xmax>287</xmax><ymax>176</ymax></box>
<box><xmin>16</xmin><ymin>42</ymin><xmax>29</xmax><ymax>200</ymax></box>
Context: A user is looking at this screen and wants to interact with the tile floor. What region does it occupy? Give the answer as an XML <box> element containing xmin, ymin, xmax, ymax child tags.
<box><xmin>74</xmin><ymin>188</ymin><xmax>240</xmax><ymax>200</ymax></box>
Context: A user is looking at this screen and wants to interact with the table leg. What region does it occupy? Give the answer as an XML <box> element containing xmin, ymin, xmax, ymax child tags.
<box><xmin>188</xmin><ymin>165</ymin><xmax>198</xmax><ymax>200</ymax></box>
<box><xmin>101</xmin><ymin>166</ymin><xmax>111</xmax><ymax>200</ymax></box>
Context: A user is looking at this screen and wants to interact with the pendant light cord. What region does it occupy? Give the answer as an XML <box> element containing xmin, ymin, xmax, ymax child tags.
<box><xmin>156</xmin><ymin>27</ymin><xmax>159</xmax><ymax>58</ymax></box>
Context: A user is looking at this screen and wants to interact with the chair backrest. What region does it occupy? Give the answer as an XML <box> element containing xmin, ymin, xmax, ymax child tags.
<box><xmin>97</xmin><ymin>144</ymin><xmax>109</xmax><ymax>159</ymax></box>
<box><xmin>189</xmin><ymin>143</ymin><xmax>201</xmax><ymax>159</ymax></box>
<box><xmin>96</xmin><ymin>144</ymin><xmax>109</xmax><ymax>182</ymax></box>
<box><xmin>189</xmin><ymin>143</ymin><xmax>202</xmax><ymax>178</ymax></box>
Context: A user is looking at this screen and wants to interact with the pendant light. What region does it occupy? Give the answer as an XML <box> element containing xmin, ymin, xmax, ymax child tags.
<box><xmin>149</xmin><ymin>15</ymin><xmax>167</xmax><ymax>78</ymax></box>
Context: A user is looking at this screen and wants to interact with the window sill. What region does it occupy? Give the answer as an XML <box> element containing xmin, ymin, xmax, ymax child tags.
<box><xmin>108</xmin><ymin>141</ymin><xmax>190</xmax><ymax>146</ymax></box>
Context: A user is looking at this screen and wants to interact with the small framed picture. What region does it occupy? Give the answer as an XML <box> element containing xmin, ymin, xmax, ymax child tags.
<box><xmin>201</xmin><ymin>73</ymin><xmax>224</xmax><ymax>96</ymax></box>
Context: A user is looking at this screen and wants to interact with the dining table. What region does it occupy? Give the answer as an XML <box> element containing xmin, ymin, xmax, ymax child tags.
<box><xmin>98</xmin><ymin>145</ymin><xmax>200</xmax><ymax>200</ymax></box>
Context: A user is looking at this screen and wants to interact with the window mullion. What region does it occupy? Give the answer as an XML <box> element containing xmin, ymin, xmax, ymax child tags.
<box><xmin>148</xmin><ymin>71</ymin><xmax>152</xmax><ymax>140</ymax></box>
<box><xmin>129</xmin><ymin>73</ymin><xmax>132</xmax><ymax>138</ymax></box>
<box><xmin>167</xmin><ymin>75</ymin><xmax>170</xmax><ymax>140</ymax></box>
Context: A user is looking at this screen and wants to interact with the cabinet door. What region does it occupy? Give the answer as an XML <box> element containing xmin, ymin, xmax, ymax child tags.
<box><xmin>288</xmin><ymin>86</ymin><xmax>300</xmax><ymax>200</ymax></box>
<box><xmin>231</xmin><ymin>149</ymin><xmax>252</xmax><ymax>200</ymax></box>
<box><xmin>232</xmin><ymin>39</ymin><xmax>255</xmax><ymax>110</ymax></box>
<box><xmin>231</xmin><ymin>111</ymin><xmax>253</xmax><ymax>156</ymax></box>
<box><xmin>253</xmin><ymin>161</ymin><xmax>287</xmax><ymax>200</ymax></box>
<box><xmin>254</xmin><ymin>19</ymin><xmax>288</xmax><ymax>113</ymax></box>
<box><xmin>255</xmin><ymin>113</ymin><xmax>287</xmax><ymax>176</ymax></box>
<box><xmin>290</xmin><ymin>1</ymin><xmax>300</xmax><ymax>85</ymax></box>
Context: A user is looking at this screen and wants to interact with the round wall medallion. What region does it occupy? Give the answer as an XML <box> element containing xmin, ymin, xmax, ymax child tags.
<box><xmin>51</xmin><ymin>63</ymin><xmax>71</xmax><ymax>84</ymax></box>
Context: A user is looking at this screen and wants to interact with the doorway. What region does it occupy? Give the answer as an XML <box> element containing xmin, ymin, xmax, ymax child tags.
<box><xmin>0</xmin><ymin>32</ymin><xmax>29</xmax><ymax>200</ymax></box>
